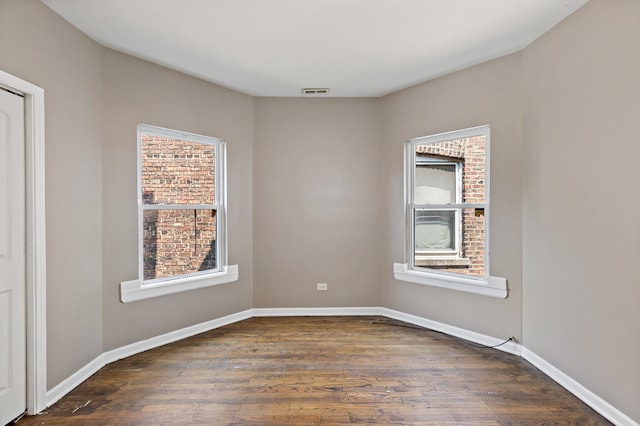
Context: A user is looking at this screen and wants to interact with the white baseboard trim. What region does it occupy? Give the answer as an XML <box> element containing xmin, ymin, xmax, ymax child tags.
<box><xmin>44</xmin><ymin>307</ymin><xmax>636</xmax><ymax>426</ymax></box>
<box><xmin>522</xmin><ymin>348</ymin><xmax>638</xmax><ymax>426</ymax></box>
<box><xmin>46</xmin><ymin>353</ymin><xmax>105</xmax><ymax>407</ymax></box>
<box><xmin>252</xmin><ymin>306</ymin><xmax>382</xmax><ymax>317</ymax></box>
<box><xmin>252</xmin><ymin>307</ymin><xmax>522</xmax><ymax>355</ymax></box>
<box><xmin>45</xmin><ymin>309</ymin><xmax>253</xmax><ymax>408</ymax></box>
<box><xmin>103</xmin><ymin>309</ymin><xmax>253</xmax><ymax>364</ymax></box>
<box><xmin>380</xmin><ymin>308</ymin><xmax>522</xmax><ymax>356</ymax></box>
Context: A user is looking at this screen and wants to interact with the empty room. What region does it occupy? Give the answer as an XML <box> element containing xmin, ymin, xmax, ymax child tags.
<box><xmin>0</xmin><ymin>0</ymin><xmax>638</xmax><ymax>424</ymax></box>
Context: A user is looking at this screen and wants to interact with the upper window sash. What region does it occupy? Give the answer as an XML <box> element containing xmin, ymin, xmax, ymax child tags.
<box><xmin>137</xmin><ymin>124</ymin><xmax>222</xmax><ymax>207</ymax></box>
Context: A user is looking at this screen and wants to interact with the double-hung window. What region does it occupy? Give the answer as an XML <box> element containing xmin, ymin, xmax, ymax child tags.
<box><xmin>414</xmin><ymin>159</ymin><xmax>462</xmax><ymax>261</ymax></box>
<box><xmin>120</xmin><ymin>124</ymin><xmax>238</xmax><ymax>303</ymax></box>
<box><xmin>394</xmin><ymin>125</ymin><xmax>507</xmax><ymax>298</ymax></box>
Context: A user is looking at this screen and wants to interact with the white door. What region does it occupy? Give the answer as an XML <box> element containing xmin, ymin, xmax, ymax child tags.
<box><xmin>0</xmin><ymin>87</ymin><xmax>26</xmax><ymax>424</ymax></box>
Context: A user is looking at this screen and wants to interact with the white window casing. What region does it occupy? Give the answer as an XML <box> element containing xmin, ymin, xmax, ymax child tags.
<box><xmin>397</xmin><ymin>125</ymin><xmax>507</xmax><ymax>298</ymax></box>
<box><xmin>120</xmin><ymin>124</ymin><xmax>238</xmax><ymax>303</ymax></box>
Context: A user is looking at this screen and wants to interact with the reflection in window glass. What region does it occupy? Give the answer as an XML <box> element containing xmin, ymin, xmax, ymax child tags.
<box><xmin>415</xmin><ymin>209</ymin><xmax>456</xmax><ymax>252</ymax></box>
<box><xmin>415</xmin><ymin>164</ymin><xmax>456</xmax><ymax>204</ymax></box>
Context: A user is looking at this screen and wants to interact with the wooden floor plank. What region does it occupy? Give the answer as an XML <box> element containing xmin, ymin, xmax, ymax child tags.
<box><xmin>16</xmin><ymin>316</ymin><xmax>612</xmax><ymax>425</ymax></box>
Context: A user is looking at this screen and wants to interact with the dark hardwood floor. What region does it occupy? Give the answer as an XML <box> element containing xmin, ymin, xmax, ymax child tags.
<box><xmin>16</xmin><ymin>316</ymin><xmax>611</xmax><ymax>425</ymax></box>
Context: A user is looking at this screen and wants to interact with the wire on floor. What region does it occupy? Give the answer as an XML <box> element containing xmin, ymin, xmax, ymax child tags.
<box><xmin>361</xmin><ymin>318</ymin><xmax>515</xmax><ymax>350</ymax></box>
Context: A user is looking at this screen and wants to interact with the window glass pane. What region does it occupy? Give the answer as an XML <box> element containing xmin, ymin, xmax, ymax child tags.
<box><xmin>461</xmin><ymin>136</ymin><xmax>486</xmax><ymax>204</ymax></box>
<box><xmin>141</xmin><ymin>134</ymin><xmax>215</xmax><ymax>205</ymax></box>
<box><xmin>415</xmin><ymin>136</ymin><xmax>485</xmax><ymax>204</ymax></box>
<box><xmin>415</xmin><ymin>163</ymin><xmax>456</xmax><ymax>204</ymax></box>
<box><xmin>415</xmin><ymin>209</ymin><xmax>455</xmax><ymax>252</ymax></box>
<box><xmin>143</xmin><ymin>209</ymin><xmax>217</xmax><ymax>280</ymax></box>
<box><xmin>414</xmin><ymin>207</ymin><xmax>485</xmax><ymax>277</ymax></box>
<box><xmin>460</xmin><ymin>207</ymin><xmax>485</xmax><ymax>277</ymax></box>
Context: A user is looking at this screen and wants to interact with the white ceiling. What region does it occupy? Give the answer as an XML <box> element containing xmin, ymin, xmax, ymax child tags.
<box><xmin>41</xmin><ymin>0</ymin><xmax>588</xmax><ymax>97</ymax></box>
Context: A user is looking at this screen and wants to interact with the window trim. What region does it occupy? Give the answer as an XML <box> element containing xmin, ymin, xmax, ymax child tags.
<box><xmin>119</xmin><ymin>124</ymin><xmax>237</xmax><ymax>303</ymax></box>
<box><xmin>396</xmin><ymin>125</ymin><xmax>507</xmax><ymax>298</ymax></box>
<box><xmin>120</xmin><ymin>265</ymin><xmax>239</xmax><ymax>303</ymax></box>
<box><xmin>393</xmin><ymin>263</ymin><xmax>506</xmax><ymax>298</ymax></box>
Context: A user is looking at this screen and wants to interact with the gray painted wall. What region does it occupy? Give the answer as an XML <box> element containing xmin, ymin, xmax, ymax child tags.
<box><xmin>522</xmin><ymin>0</ymin><xmax>640</xmax><ymax>421</ymax></box>
<box><xmin>253</xmin><ymin>98</ymin><xmax>382</xmax><ymax>308</ymax></box>
<box><xmin>379</xmin><ymin>52</ymin><xmax>524</xmax><ymax>341</ymax></box>
<box><xmin>0</xmin><ymin>0</ymin><xmax>104</xmax><ymax>388</ymax></box>
<box><xmin>101</xmin><ymin>49</ymin><xmax>254</xmax><ymax>351</ymax></box>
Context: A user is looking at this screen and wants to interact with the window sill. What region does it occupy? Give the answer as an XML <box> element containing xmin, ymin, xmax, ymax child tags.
<box><xmin>393</xmin><ymin>263</ymin><xmax>507</xmax><ymax>298</ymax></box>
<box><xmin>415</xmin><ymin>256</ymin><xmax>471</xmax><ymax>267</ymax></box>
<box><xmin>120</xmin><ymin>265</ymin><xmax>239</xmax><ymax>303</ymax></box>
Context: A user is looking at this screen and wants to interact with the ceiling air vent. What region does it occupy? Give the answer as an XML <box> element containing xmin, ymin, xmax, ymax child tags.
<box><xmin>301</xmin><ymin>88</ymin><xmax>330</xmax><ymax>95</ymax></box>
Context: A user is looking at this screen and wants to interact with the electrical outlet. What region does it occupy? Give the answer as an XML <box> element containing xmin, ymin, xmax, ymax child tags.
<box><xmin>316</xmin><ymin>282</ymin><xmax>328</xmax><ymax>291</ymax></box>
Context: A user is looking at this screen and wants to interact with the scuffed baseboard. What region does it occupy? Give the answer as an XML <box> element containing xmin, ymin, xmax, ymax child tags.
<box><xmin>46</xmin><ymin>353</ymin><xmax>105</xmax><ymax>408</ymax></box>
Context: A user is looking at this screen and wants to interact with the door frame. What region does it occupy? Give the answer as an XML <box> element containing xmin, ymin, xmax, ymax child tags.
<box><xmin>0</xmin><ymin>70</ymin><xmax>47</xmax><ymax>415</ymax></box>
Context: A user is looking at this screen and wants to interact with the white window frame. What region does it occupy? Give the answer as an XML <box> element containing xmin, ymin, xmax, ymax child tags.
<box><xmin>120</xmin><ymin>124</ymin><xmax>238</xmax><ymax>303</ymax></box>
<box><xmin>394</xmin><ymin>125</ymin><xmax>507</xmax><ymax>298</ymax></box>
